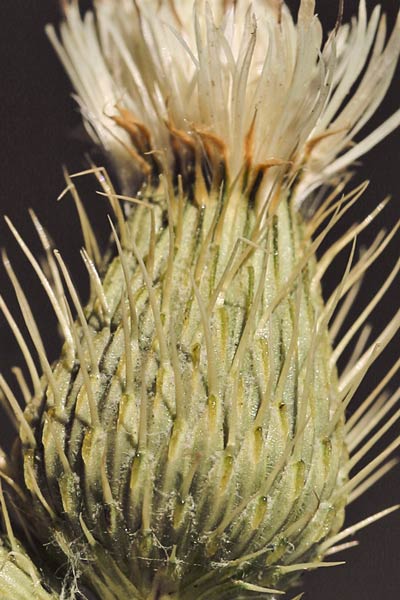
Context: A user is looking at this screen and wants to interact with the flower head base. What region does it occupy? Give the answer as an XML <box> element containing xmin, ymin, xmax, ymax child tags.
<box><xmin>0</xmin><ymin>1</ymin><xmax>399</xmax><ymax>599</ymax></box>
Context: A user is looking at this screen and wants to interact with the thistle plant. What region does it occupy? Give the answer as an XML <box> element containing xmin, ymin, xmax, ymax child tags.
<box><xmin>0</xmin><ymin>1</ymin><xmax>399</xmax><ymax>599</ymax></box>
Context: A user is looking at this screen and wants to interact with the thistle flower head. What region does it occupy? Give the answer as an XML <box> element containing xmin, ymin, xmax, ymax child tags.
<box><xmin>0</xmin><ymin>1</ymin><xmax>399</xmax><ymax>599</ymax></box>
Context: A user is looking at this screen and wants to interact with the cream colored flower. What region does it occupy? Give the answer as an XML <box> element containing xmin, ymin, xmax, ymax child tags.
<box><xmin>47</xmin><ymin>0</ymin><xmax>400</xmax><ymax>205</ymax></box>
<box><xmin>0</xmin><ymin>1</ymin><xmax>398</xmax><ymax>599</ymax></box>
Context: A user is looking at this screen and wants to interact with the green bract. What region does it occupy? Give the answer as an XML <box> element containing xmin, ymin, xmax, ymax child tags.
<box><xmin>0</xmin><ymin>536</ymin><xmax>59</xmax><ymax>600</ymax></box>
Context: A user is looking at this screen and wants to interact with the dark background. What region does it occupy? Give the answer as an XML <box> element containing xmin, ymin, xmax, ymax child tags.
<box><xmin>0</xmin><ymin>1</ymin><xmax>398</xmax><ymax>599</ymax></box>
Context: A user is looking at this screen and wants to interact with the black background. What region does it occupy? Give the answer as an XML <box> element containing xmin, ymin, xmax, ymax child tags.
<box><xmin>0</xmin><ymin>1</ymin><xmax>399</xmax><ymax>599</ymax></box>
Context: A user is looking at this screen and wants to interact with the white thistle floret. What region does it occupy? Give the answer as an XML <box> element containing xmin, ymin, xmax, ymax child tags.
<box><xmin>47</xmin><ymin>0</ymin><xmax>400</xmax><ymax>205</ymax></box>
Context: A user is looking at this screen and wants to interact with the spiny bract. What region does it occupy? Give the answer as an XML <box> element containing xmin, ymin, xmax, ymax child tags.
<box><xmin>0</xmin><ymin>1</ymin><xmax>399</xmax><ymax>599</ymax></box>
